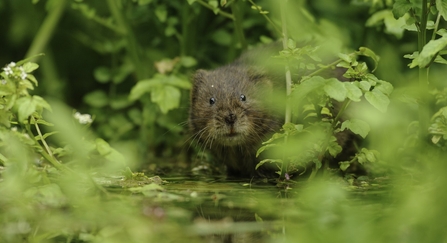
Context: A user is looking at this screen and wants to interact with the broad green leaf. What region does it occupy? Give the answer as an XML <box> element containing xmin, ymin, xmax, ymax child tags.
<box><xmin>22</xmin><ymin>62</ymin><xmax>39</xmax><ymax>73</ymax></box>
<box><xmin>359</xmin><ymin>80</ymin><xmax>371</xmax><ymax>91</ymax></box>
<box><xmin>83</xmin><ymin>90</ymin><xmax>108</xmax><ymax>108</ymax></box>
<box><xmin>129</xmin><ymin>79</ymin><xmax>159</xmax><ymax>101</ymax></box>
<box><xmin>324</xmin><ymin>78</ymin><xmax>347</xmax><ymax>102</ymax></box>
<box><xmin>410</xmin><ymin>35</ymin><xmax>447</xmax><ymax>68</ymax></box>
<box><xmin>341</xmin><ymin>119</ymin><xmax>370</xmax><ymax>138</ymax></box>
<box><xmin>344</xmin><ymin>82</ymin><xmax>362</xmax><ymax>102</ymax></box>
<box><xmin>375</xmin><ymin>81</ymin><xmax>394</xmax><ymax>96</ymax></box>
<box><xmin>392</xmin><ymin>0</ymin><xmax>412</xmax><ymax>18</ymax></box>
<box><xmin>292</xmin><ymin>76</ymin><xmax>328</xmax><ymax>105</ymax></box>
<box><xmin>186</xmin><ymin>0</ymin><xmax>196</xmax><ymax>4</ymax></box>
<box><xmin>16</xmin><ymin>96</ymin><xmax>36</xmax><ymax>122</ymax></box>
<box><xmin>180</xmin><ymin>56</ymin><xmax>197</xmax><ymax>67</ymax></box>
<box><xmin>287</xmin><ymin>39</ymin><xmax>296</xmax><ymax>49</ymax></box>
<box><xmin>33</xmin><ymin>95</ymin><xmax>52</xmax><ymax>112</ymax></box>
<box><xmin>436</xmin><ymin>0</ymin><xmax>447</xmax><ymax>21</ymax></box>
<box><xmin>365</xmin><ymin>89</ymin><xmax>390</xmax><ymax>112</ymax></box>
<box><xmin>151</xmin><ymin>85</ymin><xmax>181</xmax><ymax>114</ymax></box>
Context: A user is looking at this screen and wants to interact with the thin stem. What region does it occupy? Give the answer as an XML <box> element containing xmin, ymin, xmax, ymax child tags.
<box><xmin>33</xmin><ymin>117</ymin><xmax>54</xmax><ymax>158</ymax></box>
<box><xmin>231</xmin><ymin>1</ymin><xmax>247</xmax><ymax>49</ymax></box>
<box><xmin>195</xmin><ymin>0</ymin><xmax>235</xmax><ymax>20</ymax></box>
<box><xmin>25</xmin><ymin>0</ymin><xmax>67</xmax><ymax>60</ymax></box>
<box><xmin>333</xmin><ymin>99</ymin><xmax>351</xmax><ymax>127</ymax></box>
<box><xmin>418</xmin><ymin>0</ymin><xmax>430</xmax><ymax>138</ymax></box>
<box><xmin>247</xmin><ymin>0</ymin><xmax>283</xmax><ymax>37</ymax></box>
<box><xmin>107</xmin><ymin>0</ymin><xmax>146</xmax><ymax>80</ymax></box>
<box><xmin>279</xmin><ymin>0</ymin><xmax>291</xmax><ymax>180</ymax></box>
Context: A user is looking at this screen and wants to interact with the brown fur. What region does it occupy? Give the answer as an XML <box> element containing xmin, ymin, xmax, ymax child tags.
<box><xmin>189</xmin><ymin>62</ymin><xmax>282</xmax><ymax>177</ymax></box>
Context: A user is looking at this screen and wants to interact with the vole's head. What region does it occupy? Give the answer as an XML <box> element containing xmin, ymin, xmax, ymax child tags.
<box><xmin>189</xmin><ymin>64</ymin><xmax>279</xmax><ymax>148</ymax></box>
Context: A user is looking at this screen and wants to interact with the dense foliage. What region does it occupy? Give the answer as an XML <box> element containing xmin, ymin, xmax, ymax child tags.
<box><xmin>1</xmin><ymin>0</ymin><xmax>447</xmax><ymax>242</ymax></box>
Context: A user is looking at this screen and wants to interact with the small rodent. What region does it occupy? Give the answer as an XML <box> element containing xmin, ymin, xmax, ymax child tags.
<box><xmin>189</xmin><ymin>50</ymin><xmax>283</xmax><ymax>177</ymax></box>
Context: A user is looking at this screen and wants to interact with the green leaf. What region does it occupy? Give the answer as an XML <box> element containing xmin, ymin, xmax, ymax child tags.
<box><xmin>341</xmin><ymin>119</ymin><xmax>371</xmax><ymax>138</ymax></box>
<box><xmin>287</xmin><ymin>39</ymin><xmax>296</xmax><ymax>49</ymax></box>
<box><xmin>22</xmin><ymin>62</ymin><xmax>39</xmax><ymax>73</ymax></box>
<box><xmin>16</xmin><ymin>96</ymin><xmax>36</xmax><ymax>122</ymax></box>
<box><xmin>94</xmin><ymin>66</ymin><xmax>111</xmax><ymax>83</ymax></box>
<box><xmin>339</xmin><ymin>161</ymin><xmax>351</xmax><ymax>171</ymax></box>
<box><xmin>151</xmin><ymin>85</ymin><xmax>181</xmax><ymax>114</ymax></box>
<box><xmin>410</xmin><ymin>35</ymin><xmax>447</xmax><ymax>68</ymax></box>
<box><xmin>375</xmin><ymin>81</ymin><xmax>394</xmax><ymax>96</ymax></box>
<box><xmin>344</xmin><ymin>82</ymin><xmax>362</xmax><ymax>102</ymax></box>
<box><xmin>359</xmin><ymin>80</ymin><xmax>371</xmax><ymax>92</ymax></box>
<box><xmin>365</xmin><ymin>89</ymin><xmax>390</xmax><ymax>113</ymax></box>
<box><xmin>292</xmin><ymin>76</ymin><xmax>328</xmax><ymax>105</ymax></box>
<box><xmin>84</xmin><ymin>90</ymin><xmax>108</xmax><ymax>108</ymax></box>
<box><xmin>392</xmin><ymin>0</ymin><xmax>412</xmax><ymax>18</ymax></box>
<box><xmin>33</xmin><ymin>95</ymin><xmax>52</xmax><ymax>112</ymax></box>
<box><xmin>35</xmin><ymin>131</ymin><xmax>59</xmax><ymax>141</ymax></box>
<box><xmin>180</xmin><ymin>56</ymin><xmax>197</xmax><ymax>67</ymax></box>
<box><xmin>186</xmin><ymin>0</ymin><xmax>196</xmax><ymax>4</ymax></box>
<box><xmin>327</xmin><ymin>135</ymin><xmax>342</xmax><ymax>157</ymax></box>
<box><xmin>324</xmin><ymin>78</ymin><xmax>347</xmax><ymax>102</ymax></box>
<box><xmin>436</xmin><ymin>0</ymin><xmax>447</xmax><ymax>21</ymax></box>
<box><xmin>95</xmin><ymin>138</ymin><xmax>126</xmax><ymax>164</ymax></box>
<box><xmin>357</xmin><ymin>47</ymin><xmax>380</xmax><ymax>72</ymax></box>
<box><xmin>155</xmin><ymin>5</ymin><xmax>167</xmax><ymax>22</ymax></box>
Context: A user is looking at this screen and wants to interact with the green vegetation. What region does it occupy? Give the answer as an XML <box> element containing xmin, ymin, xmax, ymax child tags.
<box><xmin>1</xmin><ymin>0</ymin><xmax>447</xmax><ymax>242</ymax></box>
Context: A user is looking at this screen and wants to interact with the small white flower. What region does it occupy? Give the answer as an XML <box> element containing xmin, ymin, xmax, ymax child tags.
<box><xmin>11</xmin><ymin>127</ymin><xmax>17</xmax><ymax>132</ymax></box>
<box><xmin>74</xmin><ymin>112</ymin><xmax>93</xmax><ymax>124</ymax></box>
<box><xmin>3</xmin><ymin>66</ymin><xmax>12</xmax><ymax>76</ymax></box>
<box><xmin>7</xmin><ymin>62</ymin><xmax>16</xmax><ymax>68</ymax></box>
<box><xmin>20</xmin><ymin>71</ymin><xmax>27</xmax><ymax>80</ymax></box>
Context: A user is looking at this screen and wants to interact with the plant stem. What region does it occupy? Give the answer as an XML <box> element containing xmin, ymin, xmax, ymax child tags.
<box><xmin>231</xmin><ymin>1</ymin><xmax>247</xmax><ymax>49</ymax></box>
<box><xmin>247</xmin><ymin>0</ymin><xmax>283</xmax><ymax>37</ymax></box>
<box><xmin>418</xmin><ymin>0</ymin><xmax>430</xmax><ymax>138</ymax></box>
<box><xmin>25</xmin><ymin>0</ymin><xmax>67</xmax><ymax>60</ymax></box>
<box><xmin>279</xmin><ymin>0</ymin><xmax>291</xmax><ymax>180</ymax></box>
<box><xmin>107</xmin><ymin>0</ymin><xmax>146</xmax><ymax>80</ymax></box>
<box><xmin>195</xmin><ymin>0</ymin><xmax>235</xmax><ymax>20</ymax></box>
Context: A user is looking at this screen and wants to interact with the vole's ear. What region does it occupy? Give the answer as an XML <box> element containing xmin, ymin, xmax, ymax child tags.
<box><xmin>192</xmin><ymin>69</ymin><xmax>208</xmax><ymax>84</ymax></box>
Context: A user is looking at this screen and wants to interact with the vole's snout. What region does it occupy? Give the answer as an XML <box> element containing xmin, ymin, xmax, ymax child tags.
<box><xmin>225</xmin><ymin>113</ymin><xmax>236</xmax><ymax>125</ymax></box>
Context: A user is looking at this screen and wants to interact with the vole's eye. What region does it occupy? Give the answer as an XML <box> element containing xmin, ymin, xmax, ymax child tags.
<box><xmin>240</xmin><ymin>94</ymin><xmax>246</xmax><ymax>102</ymax></box>
<box><xmin>209</xmin><ymin>97</ymin><xmax>216</xmax><ymax>105</ymax></box>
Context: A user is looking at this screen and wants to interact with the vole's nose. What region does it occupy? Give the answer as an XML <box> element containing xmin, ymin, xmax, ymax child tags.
<box><xmin>225</xmin><ymin>113</ymin><xmax>236</xmax><ymax>125</ymax></box>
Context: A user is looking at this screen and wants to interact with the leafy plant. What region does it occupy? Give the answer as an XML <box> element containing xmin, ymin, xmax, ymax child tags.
<box><xmin>257</xmin><ymin>43</ymin><xmax>393</xmax><ymax>179</ymax></box>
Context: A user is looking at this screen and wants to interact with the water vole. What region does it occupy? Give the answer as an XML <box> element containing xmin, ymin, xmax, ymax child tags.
<box><xmin>188</xmin><ymin>52</ymin><xmax>283</xmax><ymax>177</ymax></box>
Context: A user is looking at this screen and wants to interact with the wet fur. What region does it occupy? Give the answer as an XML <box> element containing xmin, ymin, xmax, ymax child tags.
<box><xmin>189</xmin><ymin>62</ymin><xmax>282</xmax><ymax>177</ymax></box>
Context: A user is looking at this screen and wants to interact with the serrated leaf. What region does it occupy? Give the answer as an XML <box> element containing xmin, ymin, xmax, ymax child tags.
<box><xmin>365</xmin><ymin>89</ymin><xmax>390</xmax><ymax>113</ymax></box>
<box><xmin>256</xmin><ymin>144</ymin><xmax>278</xmax><ymax>157</ymax></box>
<box><xmin>341</xmin><ymin>119</ymin><xmax>370</xmax><ymax>138</ymax></box>
<box><xmin>410</xmin><ymin>35</ymin><xmax>447</xmax><ymax>68</ymax></box>
<box><xmin>344</xmin><ymin>82</ymin><xmax>362</xmax><ymax>102</ymax></box>
<box><xmin>328</xmin><ymin>135</ymin><xmax>342</xmax><ymax>157</ymax></box>
<box><xmin>324</xmin><ymin>78</ymin><xmax>347</xmax><ymax>102</ymax></box>
<box><xmin>255</xmin><ymin>158</ymin><xmax>282</xmax><ymax>170</ymax></box>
